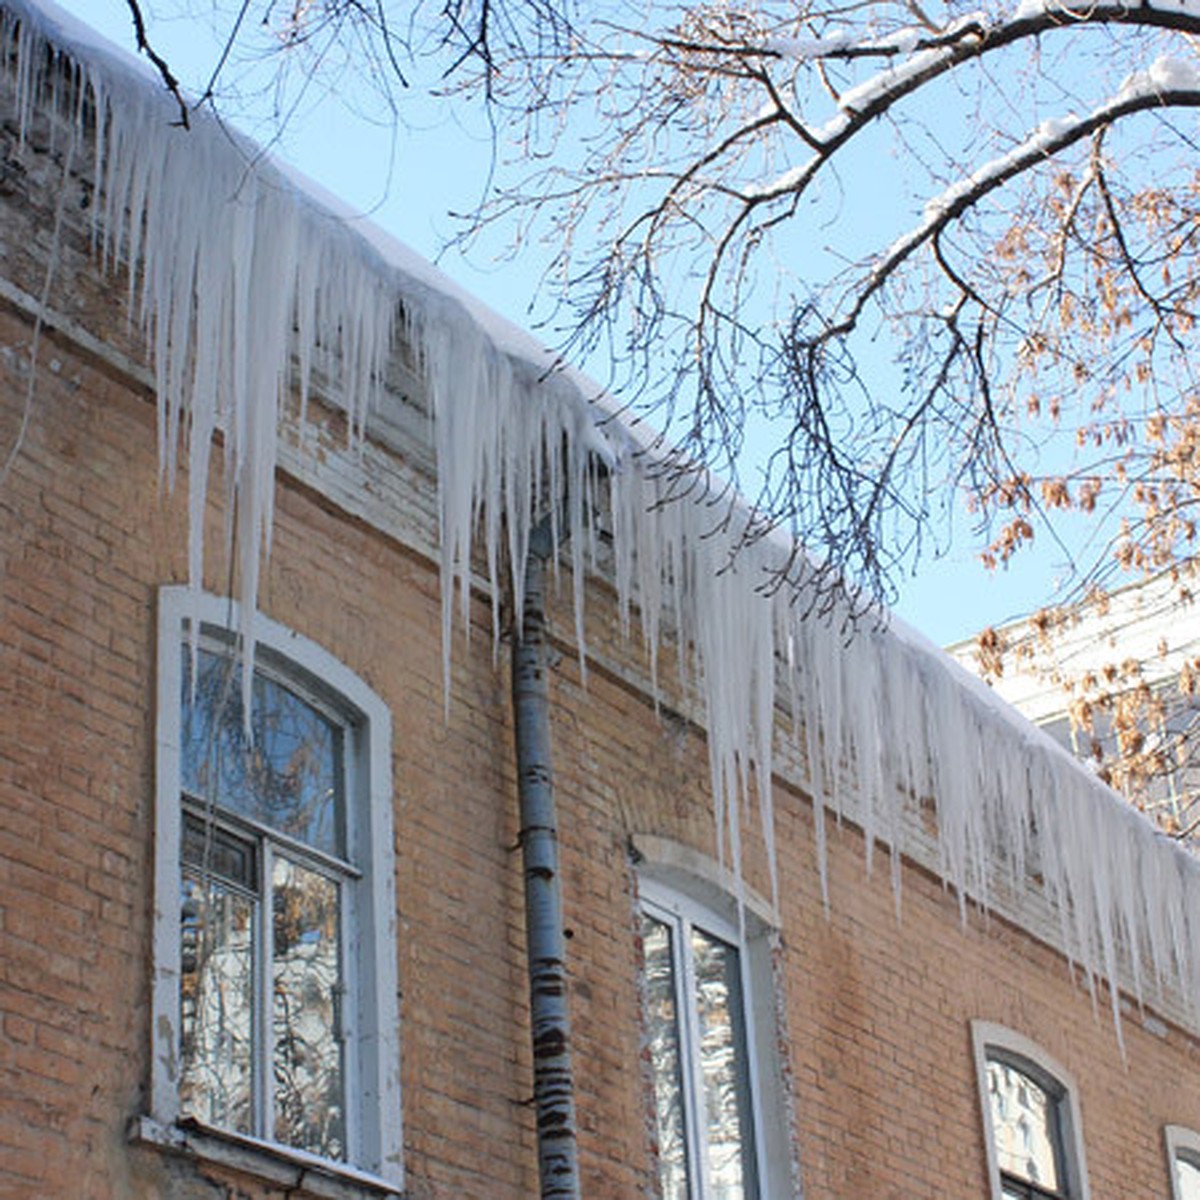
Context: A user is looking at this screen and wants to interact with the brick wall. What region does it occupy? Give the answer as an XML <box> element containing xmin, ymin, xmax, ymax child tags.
<box><xmin>1</xmin><ymin>134</ymin><xmax>1199</xmax><ymax>1200</ymax></box>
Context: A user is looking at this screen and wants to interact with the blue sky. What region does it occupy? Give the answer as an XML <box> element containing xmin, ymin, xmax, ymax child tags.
<box><xmin>47</xmin><ymin>0</ymin><xmax>1085</xmax><ymax>646</ymax></box>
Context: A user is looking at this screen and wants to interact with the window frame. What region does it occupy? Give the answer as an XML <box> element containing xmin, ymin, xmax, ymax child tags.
<box><xmin>1165</xmin><ymin>1125</ymin><xmax>1200</xmax><ymax>1199</ymax></box>
<box><xmin>972</xmin><ymin>1022</ymin><xmax>1090</xmax><ymax>1200</ymax></box>
<box><xmin>634</xmin><ymin>835</ymin><xmax>795</xmax><ymax>1200</ymax></box>
<box><xmin>149</xmin><ymin>587</ymin><xmax>402</xmax><ymax>1191</ymax></box>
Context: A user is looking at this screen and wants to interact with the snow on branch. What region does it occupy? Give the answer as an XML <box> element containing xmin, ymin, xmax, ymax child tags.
<box><xmin>748</xmin><ymin>4</ymin><xmax>1200</xmax><ymax>196</ymax></box>
<box><xmin>825</xmin><ymin>66</ymin><xmax>1200</xmax><ymax>345</ymax></box>
<box><xmin>528</xmin><ymin>0</ymin><xmax>1200</xmax><ymax>613</ymax></box>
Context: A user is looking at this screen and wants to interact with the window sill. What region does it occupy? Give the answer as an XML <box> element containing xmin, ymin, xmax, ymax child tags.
<box><xmin>132</xmin><ymin>1116</ymin><xmax>403</xmax><ymax>1199</ymax></box>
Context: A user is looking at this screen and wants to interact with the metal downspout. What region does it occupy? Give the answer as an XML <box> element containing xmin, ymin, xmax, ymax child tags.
<box><xmin>511</xmin><ymin>520</ymin><xmax>581</xmax><ymax>1199</ymax></box>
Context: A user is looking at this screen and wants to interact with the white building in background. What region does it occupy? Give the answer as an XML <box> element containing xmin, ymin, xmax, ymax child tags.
<box><xmin>951</xmin><ymin>570</ymin><xmax>1200</xmax><ymax>835</ymax></box>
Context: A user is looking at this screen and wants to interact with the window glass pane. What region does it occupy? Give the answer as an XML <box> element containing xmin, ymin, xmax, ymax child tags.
<box><xmin>987</xmin><ymin>1058</ymin><xmax>1061</xmax><ymax>1191</ymax></box>
<box><xmin>182</xmin><ymin>814</ymin><xmax>258</xmax><ymax>889</ymax></box>
<box><xmin>1178</xmin><ymin>1156</ymin><xmax>1200</xmax><ymax>1200</ymax></box>
<box><xmin>641</xmin><ymin>913</ymin><xmax>690</xmax><ymax>1200</ymax></box>
<box><xmin>182</xmin><ymin>647</ymin><xmax>345</xmax><ymax>857</ymax></box>
<box><xmin>691</xmin><ymin>927</ymin><xmax>755</xmax><ymax>1200</ymax></box>
<box><xmin>272</xmin><ymin>856</ymin><xmax>345</xmax><ymax>1160</ymax></box>
<box><xmin>179</xmin><ymin>871</ymin><xmax>255</xmax><ymax>1136</ymax></box>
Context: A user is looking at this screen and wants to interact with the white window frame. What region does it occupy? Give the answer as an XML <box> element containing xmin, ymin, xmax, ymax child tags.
<box><xmin>634</xmin><ymin>835</ymin><xmax>796</xmax><ymax>1199</ymax></box>
<box><xmin>1166</xmin><ymin>1125</ymin><xmax>1200</xmax><ymax>1199</ymax></box>
<box><xmin>145</xmin><ymin>587</ymin><xmax>402</xmax><ymax>1193</ymax></box>
<box><xmin>972</xmin><ymin>1021</ymin><xmax>1090</xmax><ymax>1200</ymax></box>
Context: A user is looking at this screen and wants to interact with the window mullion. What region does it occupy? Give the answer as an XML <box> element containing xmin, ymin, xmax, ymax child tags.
<box><xmin>676</xmin><ymin>915</ymin><xmax>708</xmax><ymax>1200</ymax></box>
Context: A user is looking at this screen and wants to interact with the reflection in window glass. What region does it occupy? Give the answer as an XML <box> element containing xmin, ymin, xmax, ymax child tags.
<box><xmin>691</xmin><ymin>928</ymin><xmax>752</xmax><ymax>1199</ymax></box>
<box><xmin>640</xmin><ymin>896</ymin><xmax>759</xmax><ymax>1200</ymax></box>
<box><xmin>179</xmin><ymin>871</ymin><xmax>254</xmax><ymax>1136</ymax></box>
<box><xmin>182</xmin><ymin>647</ymin><xmax>344</xmax><ymax>857</ymax></box>
<box><xmin>272</xmin><ymin>856</ymin><xmax>344</xmax><ymax>1159</ymax></box>
<box><xmin>986</xmin><ymin>1055</ymin><xmax>1065</xmax><ymax>1198</ymax></box>
<box><xmin>179</xmin><ymin>645</ymin><xmax>352</xmax><ymax>1161</ymax></box>
<box><xmin>642</xmin><ymin>914</ymin><xmax>689</xmax><ymax>1200</ymax></box>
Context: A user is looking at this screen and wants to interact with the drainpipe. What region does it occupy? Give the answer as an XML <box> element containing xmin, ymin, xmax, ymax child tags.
<box><xmin>511</xmin><ymin>518</ymin><xmax>581</xmax><ymax>1200</ymax></box>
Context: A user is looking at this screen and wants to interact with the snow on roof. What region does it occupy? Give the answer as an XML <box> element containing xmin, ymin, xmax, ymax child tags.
<box><xmin>6</xmin><ymin>0</ymin><xmax>1200</xmax><ymax>1040</ymax></box>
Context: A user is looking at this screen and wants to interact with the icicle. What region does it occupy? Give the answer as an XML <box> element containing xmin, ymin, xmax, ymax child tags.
<box><xmin>14</xmin><ymin>0</ymin><xmax>1200</xmax><ymax>1049</ymax></box>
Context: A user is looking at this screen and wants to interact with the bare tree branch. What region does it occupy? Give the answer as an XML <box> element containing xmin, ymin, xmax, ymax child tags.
<box><xmin>124</xmin><ymin>0</ymin><xmax>190</xmax><ymax>127</ymax></box>
<box><xmin>454</xmin><ymin>0</ymin><xmax>1200</xmax><ymax>611</ymax></box>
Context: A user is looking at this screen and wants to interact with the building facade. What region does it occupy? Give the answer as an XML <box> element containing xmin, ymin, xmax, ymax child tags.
<box><xmin>952</xmin><ymin>572</ymin><xmax>1200</xmax><ymax>839</ymax></box>
<box><xmin>3</xmin><ymin>5</ymin><xmax>1200</xmax><ymax>1198</ymax></box>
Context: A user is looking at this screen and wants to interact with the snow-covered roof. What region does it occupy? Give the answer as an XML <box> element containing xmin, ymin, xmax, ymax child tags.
<box><xmin>7</xmin><ymin>0</ymin><xmax>1200</xmax><ymax>1041</ymax></box>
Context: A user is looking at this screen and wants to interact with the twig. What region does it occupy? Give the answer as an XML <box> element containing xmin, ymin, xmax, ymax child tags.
<box><xmin>124</xmin><ymin>0</ymin><xmax>190</xmax><ymax>128</ymax></box>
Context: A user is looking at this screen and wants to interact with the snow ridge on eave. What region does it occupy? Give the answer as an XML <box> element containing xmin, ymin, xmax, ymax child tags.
<box><xmin>10</xmin><ymin>0</ymin><xmax>1200</xmax><ymax>1042</ymax></box>
<box><xmin>840</xmin><ymin>591</ymin><xmax>1200</xmax><ymax>1027</ymax></box>
<box><xmin>0</xmin><ymin>0</ymin><xmax>619</xmax><ymax>678</ymax></box>
<box><xmin>610</xmin><ymin>468</ymin><xmax>1200</xmax><ymax>1040</ymax></box>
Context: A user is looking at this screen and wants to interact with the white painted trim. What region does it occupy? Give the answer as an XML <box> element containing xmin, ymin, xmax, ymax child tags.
<box><xmin>637</xmin><ymin>846</ymin><xmax>799</xmax><ymax>1199</ymax></box>
<box><xmin>151</xmin><ymin>590</ymin><xmax>185</xmax><ymax>1128</ymax></box>
<box><xmin>1166</xmin><ymin>1125</ymin><xmax>1200</xmax><ymax>1199</ymax></box>
<box><xmin>132</xmin><ymin>1115</ymin><xmax>402</xmax><ymax>1199</ymax></box>
<box><xmin>971</xmin><ymin>1021</ymin><xmax>1090</xmax><ymax>1200</ymax></box>
<box><xmin>152</xmin><ymin>587</ymin><xmax>402</xmax><ymax>1187</ymax></box>
<box><xmin>632</xmin><ymin>833</ymin><xmax>778</xmax><ymax>929</ymax></box>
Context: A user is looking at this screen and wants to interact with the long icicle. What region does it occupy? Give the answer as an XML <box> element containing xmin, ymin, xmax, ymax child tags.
<box><xmin>8</xmin><ymin>0</ymin><xmax>1200</xmax><ymax>1044</ymax></box>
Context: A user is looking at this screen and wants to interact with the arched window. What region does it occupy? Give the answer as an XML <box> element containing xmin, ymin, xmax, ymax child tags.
<box><xmin>972</xmin><ymin>1023</ymin><xmax>1089</xmax><ymax>1200</ymax></box>
<box><xmin>634</xmin><ymin>835</ymin><xmax>793</xmax><ymax>1199</ymax></box>
<box><xmin>143</xmin><ymin>588</ymin><xmax>401</xmax><ymax>1194</ymax></box>
<box><xmin>1165</xmin><ymin>1125</ymin><xmax>1200</xmax><ymax>1200</ymax></box>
